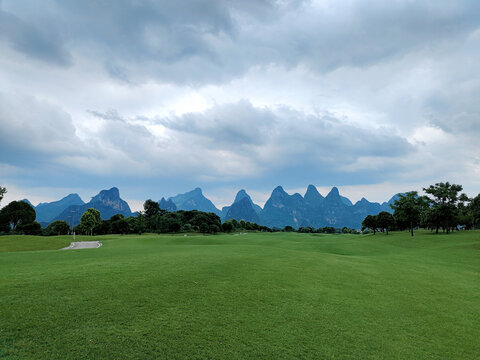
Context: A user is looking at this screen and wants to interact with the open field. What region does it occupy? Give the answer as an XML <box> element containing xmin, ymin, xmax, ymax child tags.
<box><xmin>1</xmin><ymin>231</ymin><xmax>479</xmax><ymax>359</ymax></box>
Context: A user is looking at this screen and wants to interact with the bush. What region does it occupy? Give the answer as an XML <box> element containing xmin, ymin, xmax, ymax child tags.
<box><xmin>209</xmin><ymin>225</ymin><xmax>220</xmax><ymax>234</ymax></box>
<box><xmin>18</xmin><ymin>221</ymin><xmax>43</xmax><ymax>235</ymax></box>
<box><xmin>222</xmin><ymin>222</ymin><xmax>234</xmax><ymax>232</ymax></box>
<box><xmin>44</xmin><ymin>220</ymin><xmax>70</xmax><ymax>236</ymax></box>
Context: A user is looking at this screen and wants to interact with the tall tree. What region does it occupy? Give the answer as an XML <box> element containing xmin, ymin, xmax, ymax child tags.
<box><xmin>376</xmin><ymin>211</ymin><xmax>396</xmax><ymax>235</ymax></box>
<box><xmin>470</xmin><ymin>194</ymin><xmax>480</xmax><ymax>230</ymax></box>
<box><xmin>391</xmin><ymin>192</ymin><xmax>429</xmax><ymax>237</ymax></box>
<box><xmin>79</xmin><ymin>208</ymin><xmax>101</xmax><ymax>235</ymax></box>
<box><xmin>44</xmin><ymin>220</ymin><xmax>70</xmax><ymax>236</ymax></box>
<box><xmin>423</xmin><ymin>182</ymin><xmax>465</xmax><ymax>233</ymax></box>
<box><xmin>362</xmin><ymin>215</ymin><xmax>378</xmax><ymax>235</ymax></box>
<box><xmin>0</xmin><ymin>200</ymin><xmax>36</xmax><ymax>230</ymax></box>
<box><xmin>143</xmin><ymin>199</ymin><xmax>160</xmax><ymax>218</ymax></box>
<box><xmin>0</xmin><ymin>186</ymin><xmax>6</xmax><ymax>205</ymax></box>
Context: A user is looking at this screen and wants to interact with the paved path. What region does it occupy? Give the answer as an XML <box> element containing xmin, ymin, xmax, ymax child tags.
<box><xmin>61</xmin><ymin>241</ymin><xmax>103</xmax><ymax>250</ymax></box>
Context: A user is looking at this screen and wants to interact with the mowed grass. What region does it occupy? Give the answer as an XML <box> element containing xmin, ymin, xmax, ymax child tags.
<box><xmin>0</xmin><ymin>234</ymin><xmax>71</xmax><ymax>252</ymax></box>
<box><xmin>1</xmin><ymin>231</ymin><xmax>479</xmax><ymax>359</ymax></box>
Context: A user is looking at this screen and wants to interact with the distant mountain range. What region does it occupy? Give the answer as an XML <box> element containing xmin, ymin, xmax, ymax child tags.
<box><xmin>168</xmin><ymin>187</ymin><xmax>221</xmax><ymax>216</ymax></box>
<box><xmin>22</xmin><ymin>187</ymin><xmax>133</xmax><ymax>226</ymax></box>
<box><xmin>22</xmin><ymin>185</ymin><xmax>400</xmax><ymax>229</ymax></box>
<box><xmin>35</xmin><ymin>193</ymin><xmax>85</xmax><ymax>223</ymax></box>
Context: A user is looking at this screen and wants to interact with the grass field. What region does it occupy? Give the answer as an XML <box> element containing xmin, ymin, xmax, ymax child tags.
<box><xmin>1</xmin><ymin>231</ymin><xmax>479</xmax><ymax>359</ymax></box>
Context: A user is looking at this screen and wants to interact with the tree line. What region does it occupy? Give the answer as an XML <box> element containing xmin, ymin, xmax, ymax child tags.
<box><xmin>0</xmin><ymin>193</ymin><xmax>272</xmax><ymax>235</ymax></box>
<box><xmin>362</xmin><ymin>182</ymin><xmax>480</xmax><ymax>236</ymax></box>
<box><xmin>2</xmin><ymin>182</ymin><xmax>480</xmax><ymax>236</ymax></box>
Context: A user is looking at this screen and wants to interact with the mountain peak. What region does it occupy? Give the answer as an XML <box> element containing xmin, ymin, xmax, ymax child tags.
<box><xmin>65</xmin><ymin>193</ymin><xmax>82</xmax><ymax>201</ymax></box>
<box><xmin>326</xmin><ymin>186</ymin><xmax>340</xmax><ymax>198</ymax></box>
<box><xmin>168</xmin><ymin>187</ymin><xmax>220</xmax><ymax>215</ymax></box>
<box><xmin>92</xmin><ymin>187</ymin><xmax>120</xmax><ymax>202</ymax></box>
<box><xmin>88</xmin><ymin>187</ymin><xmax>131</xmax><ymax>213</ymax></box>
<box><xmin>304</xmin><ymin>184</ymin><xmax>324</xmax><ymax>205</ymax></box>
<box><xmin>305</xmin><ymin>184</ymin><xmax>322</xmax><ymax>197</ymax></box>
<box><xmin>225</xmin><ymin>196</ymin><xmax>260</xmax><ymax>223</ymax></box>
<box><xmin>273</xmin><ymin>185</ymin><xmax>286</xmax><ymax>194</ymax></box>
<box><xmin>234</xmin><ymin>189</ymin><xmax>249</xmax><ymax>203</ymax></box>
<box><xmin>306</xmin><ymin>184</ymin><xmax>317</xmax><ymax>192</ymax></box>
<box><xmin>159</xmin><ymin>197</ymin><xmax>177</xmax><ymax>212</ymax></box>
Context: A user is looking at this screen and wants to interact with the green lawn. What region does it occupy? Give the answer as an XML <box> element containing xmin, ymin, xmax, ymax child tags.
<box><xmin>1</xmin><ymin>231</ymin><xmax>479</xmax><ymax>359</ymax></box>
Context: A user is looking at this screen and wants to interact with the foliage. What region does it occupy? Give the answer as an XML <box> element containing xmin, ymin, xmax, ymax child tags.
<box><xmin>390</xmin><ymin>191</ymin><xmax>429</xmax><ymax>236</ymax></box>
<box><xmin>143</xmin><ymin>199</ymin><xmax>162</xmax><ymax>218</ymax></box>
<box><xmin>376</xmin><ymin>211</ymin><xmax>395</xmax><ymax>235</ymax></box>
<box><xmin>79</xmin><ymin>208</ymin><xmax>101</xmax><ymax>235</ymax></box>
<box><xmin>471</xmin><ymin>194</ymin><xmax>480</xmax><ymax>229</ymax></box>
<box><xmin>318</xmin><ymin>226</ymin><xmax>336</xmax><ymax>234</ymax></box>
<box><xmin>362</xmin><ymin>215</ymin><xmax>378</xmax><ymax>235</ymax></box>
<box><xmin>0</xmin><ymin>200</ymin><xmax>36</xmax><ymax>231</ymax></box>
<box><xmin>135</xmin><ymin>213</ymin><xmax>147</xmax><ymax>234</ymax></box>
<box><xmin>342</xmin><ymin>227</ymin><xmax>360</xmax><ymax>234</ymax></box>
<box><xmin>44</xmin><ymin>220</ymin><xmax>70</xmax><ymax>236</ymax></box>
<box><xmin>423</xmin><ymin>182</ymin><xmax>466</xmax><ymax>233</ymax></box>
<box><xmin>17</xmin><ymin>221</ymin><xmax>43</xmax><ymax>235</ymax></box>
<box><xmin>298</xmin><ymin>226</ymin><xmax>315</xmax><ymax>233</ymax></box>
<box><xmin>222</xmin><ymin>221</ymin><xmax>234</xmax><ymax>232</ymax></box>
<box><xmin>0</xmin><ymin>186</ymin><xmax>6</xmax><ymax>205</ymax></box>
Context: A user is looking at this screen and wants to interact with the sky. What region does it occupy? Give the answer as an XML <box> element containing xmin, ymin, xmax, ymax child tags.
<box><xmin>1</xmin><ymin>0</ymin><xmax>480</xmax><ymax>211</ymax></box>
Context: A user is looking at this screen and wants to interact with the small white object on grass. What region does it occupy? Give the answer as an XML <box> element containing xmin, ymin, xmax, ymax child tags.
<box><xmin>61</xmin><ymin>241</ymin><xmax>102</xmax><ymax>250</ymax></box>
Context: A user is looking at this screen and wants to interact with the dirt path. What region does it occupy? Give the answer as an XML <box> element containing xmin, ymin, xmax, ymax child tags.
<box><xmin>61</xmin><ymin>241</ymin><xmax>103</xmax><ymax>250</ymax></box>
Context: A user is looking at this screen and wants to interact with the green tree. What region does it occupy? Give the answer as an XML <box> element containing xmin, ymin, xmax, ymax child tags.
<box><xmin>239</xmin><ymin>220</ymin><xmax>246</xmax><ymax>229</ymax></box>
<box><xmin>391</xmin><ymin>191</ymin><xmax>429</xmax><ymax>237</ymax></box>
<box><xmin>376</xmin><ymin>211</ymin><xmax>395</xmax><ymax>235</ymax></box>
<box><xmin>0</xmin><ymin>186</ymin><xmax>6</xmax><ymax>205</ymax></box>
<box><xmin>209</xmin><ymin>224</ymin><xmax>220</xmax><ymax>234</ymax></box>
<box><xmin>111</xmin><ymin>218</ymin><xmax>129</xmax><ymax>234</ymax></box>
<box><xmin>423</xmin><ymin>182</ymin><xmax>465</xmax><ymax>233</ymax></box>
<box><xmin>143</xmin><ymin>199</ymin><xmax>161</xmax><ymax>218</ymax></box>
<box><xmin>222</xmin><ymin>221</ymin><xmax>234</xmax><ymax>232</ymax></box>
<box><xmin>18</xmin><ymin>221</ymin><xmax>43</xmax><ymax>235</ymax></box>
<box><xmin>44</xmin><ymin>220</ymin><xmax>70</xmax><ymax>235</ymax></box>
<box><xmin>158</xmin><ymin>214</ymin><xmax>181</xmax><ymax>233</ymax></box>
<box><xmin>79</xmin><ymin>208</ymin><xmax>101</xmax><ymax>235</ymax></box>
<box><xmin>143</xmin><ymin>199</ymin><xmax>164</xmax><ymax>232</ymax></box>
<box><xmin>470</xmin><ymin>194</ymin><xmax>480</xmax><ymax>229</ymax></box>
<box><xmin>199</xmin><ymin>222</ymin><xmax>209</xmax><ymax>234</ymax></box>
<box><xmin>361</xmin><ymin>215</ymin><xmax>378</xmax><ymax>234</ymax></box>
<box><xmin>135</xmin><ymin>213</ymin><xmax>146</xmax><ymax>234</ymax></box>
<box><xmin>0</xmin><ymin>201</ymin><xmax>36</xmax><ymax>231</ymax></box>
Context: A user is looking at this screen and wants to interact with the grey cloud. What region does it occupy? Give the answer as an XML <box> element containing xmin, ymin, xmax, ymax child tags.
<box><xmin>51</xmin><ymin>101</ymin><xmax>413</xmax><ymax>182</ymax></box>
<box><xmin>4</xmin><ymin>1</ymin><xmax>480</xmax><ymax>85</ymax></box>
<box><xmin>88</xmin><ymin>110</ymin><xmax>158</xmax><ymax>158</ymax></box>
<box><xmin>158</xmin><ymin>100</ymin><xmax>275</xmax><ymax>148</ymax></box>
<box><xmin>249</xmin><ymin>1</ymin><xmax>480</xmax><ymax>73</ymax></box>
<box><xmin>0</xmin><ymin>92</ymin><xmax>84</xmax><ymax>166</ymax></box>
<box><xmin>157</xmin><ymin>101</ymin><xmax>413</xmax><ymax>172</ymax></box>
<box><xmin>268</xmin><ymin>109</ymin><xmax>414</xmax><ymax>170</ymax></box>
<box><xmin>2</xmin><ymin>0</ymin><xmax>480</xmax><ymax>197</ymax></box>
<box><xmin>0</xmin><ymin>9</ymin><xmax>71</xmax><ymax>66</ymax></box>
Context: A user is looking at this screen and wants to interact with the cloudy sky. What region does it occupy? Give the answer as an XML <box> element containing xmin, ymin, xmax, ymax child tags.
<box><xmin>1</xmin><ymin>0</ymin><xmax>480</xmax><ymax>210</ymax></box>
